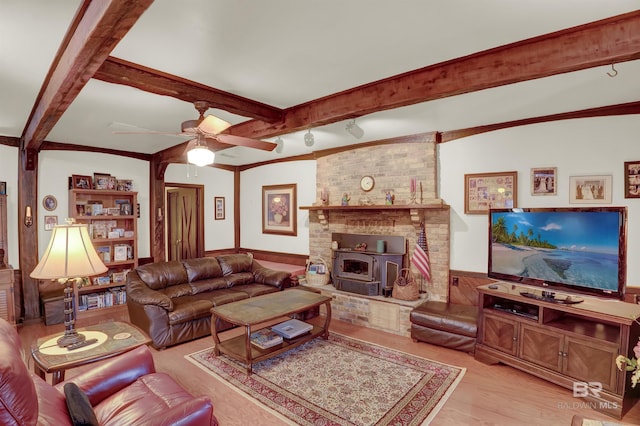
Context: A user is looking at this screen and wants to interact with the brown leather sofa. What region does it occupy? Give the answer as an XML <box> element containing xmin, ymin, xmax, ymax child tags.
<box><xmin>126</xmin><ymin>254</ymin><xmax>291</xmax><ymax>349</ymax></box>
<box><xmin>0</xmin><ymin>318</ymin><xmax>217</xmax><ymax>426</ymax></box>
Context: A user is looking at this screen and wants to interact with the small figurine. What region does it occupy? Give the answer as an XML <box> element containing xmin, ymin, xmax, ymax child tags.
<box><xmin>341</xmin><ymin>193</ymin><xmax>350</xmax><ymax>206</ymax></box>
<box><xmin>320</xmin><ymin>189</ymin><xmax>329</xmax><ymax>206</ymax></box>
<box><xmin>385</xmin><ymin>191</ymin><xmax>395</xmax><ymax>205</ymax></box>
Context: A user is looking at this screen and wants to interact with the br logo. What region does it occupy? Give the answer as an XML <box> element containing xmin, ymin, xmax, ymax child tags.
<box><xmin>573</xmin><ymin>381</ymin><xmax>602</xmax><ymax>398</ymax></box>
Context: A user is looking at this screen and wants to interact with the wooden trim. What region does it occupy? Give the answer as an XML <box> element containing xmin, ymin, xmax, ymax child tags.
<box><xmin>95</xmin><ymin>57</ymin><xmax>283</xmax><ymax>123</ymax></box>
<box><xmin>22</xmin><ymin>0</ymin><xmax>154</xmax><ymax>153</ymax></box>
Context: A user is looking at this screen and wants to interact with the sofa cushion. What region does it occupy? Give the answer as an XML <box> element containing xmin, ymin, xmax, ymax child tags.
<box><xmin>136</xmin><ymin>261</ymin><xmax>188</xmax><ymax>290</ymax></box>
<box><xmin>182</xmin><ymin>258</ymin><xmax>223</xmax><ymax>283</ymax></box>
<box><xmin>200</xmin><ymin>288</ymin><xmax>251</xmax><ymax>307</ymax></box>
<box><xmin>217</xmin><ymin>254</ymin><xmax>252</xmax><ymax>275</ymax></box>
<box><xmin>232</xmin><ymin>283</ymin><xmax>281</xmax><ymax>298</ymax></box>
<box><xmin>225</xmin><ymin>272</ymin><xmax>253</xmax><ymax>288</ymax></box>
<box><xmin>162</xmin><ymin>283</ymin><xmax>193</xmax><ymax>299</ymax></box>
<box><xmin>93</xmin><ymin>373</ymin><xmax>209</xmax><ymax>425</ymax></box>
<box><xmin>168</xmin><ymin>296</ymin><xmax>214</xmax><ymax>325</ymax></box>
<box><xmin>64</xmin><ymin>383</ymin><xmax>99</xmax><ymax>426</ymax></box>
<box><xmin>189</xmin><ymin>277</ymin><xmax>228</xmax><ymax>294</ymax></box>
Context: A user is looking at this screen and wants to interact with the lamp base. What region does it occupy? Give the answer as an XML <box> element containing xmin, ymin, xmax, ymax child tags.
<box><xmin>57</xmin><ymin>330</ymin><xmax>86</xmax><ymax>348</ymax></box>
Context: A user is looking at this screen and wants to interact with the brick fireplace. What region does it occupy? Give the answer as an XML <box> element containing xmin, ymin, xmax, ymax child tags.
<box><xmin>303</xmin><ymin>138</ymin><xmax>449</xmax><ymax>336</ymax></box>
<box><xmin>307</xmin><ymin>137</ymin><xmax>450</xmax><ymax>302</ymax></box>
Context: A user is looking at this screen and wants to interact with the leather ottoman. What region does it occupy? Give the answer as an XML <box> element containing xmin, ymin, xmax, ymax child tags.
<box><xmin>410</xmin><ymin>301</ymin><xmax>478</xmax><ymax>353</ymax></box>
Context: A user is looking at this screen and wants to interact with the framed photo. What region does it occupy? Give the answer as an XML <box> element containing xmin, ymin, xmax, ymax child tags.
<box><xmin>44</xmin><ymin>215</ymin><xmax>57</xmax><ymax>231</ymax></box>
<box><xmin>464</xmin><ymin>171</ymin><xmax>517</xmax><ymax>214</ymax></box>
<box><xmin>42</xmin><ymin>195</ymin><xmax>57</xmax><ymax>211</ymax></box>
<box><xmin>262</xmin><ymin>184</ymin><xmax>297</xmax><ymax>236</ymax></box>
<box><xmin>569</xmin><ymin>175</ymin><xmax>612</xmax><ymax>204</ymax></box>
<box><xmin>93</xmin><ymin>172</ymin><xmax>111</xmax><ymax>190</ymax></box>
<box><xmin>624</xmin><ymin>161</ymin><xmax>640</xmax><ymax>198</ymax></box>
<box><xmin>214</xmin><ymin>197</ymin><xmax>225</xmax><ymax>220</ymax></box>
<box><xmin>0</xmin><ymin>181</ymin><xmax>6</xmax><ymax>195</ymax></box>
<box><xmin>71</xmin><ymin>174</ymin><xmax>92</xmax><ymax>190</ymax></box>
<box><xmin>116</xmin><ymin>179</ymin><xmax>133</xmax><ymax>191</ymax></box>
<box><xmin>531</xmin><ymin>167</ymin><xmax>557</xmax><ymax>196</ymax></box>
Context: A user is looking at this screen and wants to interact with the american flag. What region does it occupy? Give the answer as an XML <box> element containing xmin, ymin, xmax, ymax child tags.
<box><xmin>412</xmin><ymin>223</ymin><xmax>431</xmax><ymax>282</ymax></box>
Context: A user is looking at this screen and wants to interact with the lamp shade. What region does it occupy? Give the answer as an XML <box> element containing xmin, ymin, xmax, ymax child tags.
<box><xmin>30</xmin><ymin>224</ymin><xmax>107</xmax><ymax>279</ymax></box>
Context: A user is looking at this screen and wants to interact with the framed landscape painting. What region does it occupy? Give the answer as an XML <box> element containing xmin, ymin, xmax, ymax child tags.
<box><xmin>262</xmin><ymin>184</ymin><xmax>297</xmax><ymax>236</ymax></box>
<box><xmin>464</xmin><ymin>171</ymin><xmax>517</xmax><ymax>214</ymax></box>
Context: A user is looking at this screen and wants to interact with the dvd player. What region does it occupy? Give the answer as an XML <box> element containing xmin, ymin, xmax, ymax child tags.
<box><xmin>493</xmin><ymin>302</ymin><xmax>539</xmax><ymax>320</ymax></box>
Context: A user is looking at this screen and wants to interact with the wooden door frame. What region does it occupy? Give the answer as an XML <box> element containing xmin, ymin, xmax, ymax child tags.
<box><xmin>164</xmin><ymin>182</ymin><xmax>204</xmax><ymax>260</ymax></box>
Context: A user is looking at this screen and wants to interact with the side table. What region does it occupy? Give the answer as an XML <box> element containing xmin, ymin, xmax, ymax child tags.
<box><xmin>31</xmin><ymin>321</ymin><xmax>151</xmax><ymax>385</ymax></box>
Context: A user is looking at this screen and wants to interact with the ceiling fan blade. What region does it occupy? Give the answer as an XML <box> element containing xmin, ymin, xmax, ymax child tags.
<box><xmin>215</xmin><ymin>134</ymin><xmax>277</xmax><ymax>151</ymax></box>
<box><xmin>198</xmin><ymin>115</ymin><xmax>232</xmax><ymax>135</ymax></box>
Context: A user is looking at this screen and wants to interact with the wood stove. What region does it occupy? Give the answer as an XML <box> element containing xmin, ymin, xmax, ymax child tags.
<box><xmin>331</xmin><ymin>233</ymin><xmax>405</xmax><ymax>296</ymax></box>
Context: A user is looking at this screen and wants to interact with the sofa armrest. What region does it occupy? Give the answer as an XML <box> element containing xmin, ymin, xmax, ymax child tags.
<box><xmin>158</xmin><ymin>396</ymin><xmax>217</xmax><ymax>426</ymax></box>
<box><xmin>127</xmin><ymin>270</ymin><xmax>173</xmax><ymax>311</ymax></box>
<box><xmin>57</xmin><ymin>345</ymin><xmax>155</xmax><ymax>406</ymax></box>
<box><xmin>251</xmin><ymin>263</ymin><xmax>292</xmax><ymax>289</ymax></box>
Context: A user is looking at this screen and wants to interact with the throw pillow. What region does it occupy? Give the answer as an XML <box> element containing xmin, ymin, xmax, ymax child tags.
<box><xmin>63</xmin><ymin>382</ymin><xmax>99</xmax><ymax>426</ymax></box>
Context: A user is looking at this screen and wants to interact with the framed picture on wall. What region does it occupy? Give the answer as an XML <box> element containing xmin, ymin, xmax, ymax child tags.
<box><xmin>262</xmin><ymin>184</ymin><xmax>297</xmax><ymax>235</ymax></box>
<box><xmin>569</xmin><ymin>175</ymin><xmax>612</xmax><ymax>204</ymax></box>
<box><xmin>464</xmin><ymin>171</ymin><xmax>517</xmax><ymax>214</ymax></box>
<box><xmin>624</xmin><ymin>161</ymin><xmax>640</xmax><ymax>198</ymax></box>
<box><xmin>214</xmin><ymin>197</ymin><xmax>225</xmax><ymax>220</ymax></box>
<box><xmin>44</xmin><ymin>215</ymin><xmax>57</xmax><ymax>231</ymax></box>
<box><xmin>531</xmin><ymin>167</ymin><xmax>557</xmax><ymax>196</ymax></box>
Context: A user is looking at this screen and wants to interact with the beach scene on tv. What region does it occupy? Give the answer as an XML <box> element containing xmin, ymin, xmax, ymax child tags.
<box><xmin>490</xmin><ymin>210</ymin><xmax>621</xmax><ymax>292</ymax></box>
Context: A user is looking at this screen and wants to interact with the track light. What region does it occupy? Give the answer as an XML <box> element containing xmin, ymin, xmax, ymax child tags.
<box><xmin>304</xmin><ymin>130</ymin><xmax>315</xmax><ymax>147</ymax></box>
<box><xmin>346</xmin><ymin>119</ymin><xmax>364</xmax><ymax>139</ymax></box>
<box><xmin>275</xmin><ymin>137</ymin><xmax>284</xmax><ymax>153</ymax></box>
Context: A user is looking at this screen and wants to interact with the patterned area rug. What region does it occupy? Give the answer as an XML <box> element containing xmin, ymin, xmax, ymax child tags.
<box><xmin>186</xmin><ymin>334</ymin><xmax>465</xmax><ymax>425</ymax></box>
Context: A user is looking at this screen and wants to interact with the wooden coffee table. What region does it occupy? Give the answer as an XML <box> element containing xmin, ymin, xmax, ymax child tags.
<box><xmin>210</xmin><ymin>289</ymin><xmax>332</xmax><ymax>374</ymax></box>
<box><xmin>31</xmin><ymin>321</ymin><xmax>151</xmax><ymax>384</ymax></box>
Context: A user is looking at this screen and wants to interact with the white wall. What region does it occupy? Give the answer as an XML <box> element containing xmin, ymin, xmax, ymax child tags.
<box><xmin>37</xmin><ymin>151</ymin><xmax>151</xmax><ymax>259</ymax></box>
<box><xmin>165</xmin><ymin>163</ymin><xmax>235</xmax><ymax>250</ymax></box>
<box><xmin>439</xmin><ymin>115</ymin><xmax>640</xmax><ymax>287</ymax></box>
<box><xmin>0</xmin><ymin>145</ymin><xmax>19</xmax><ymax>267</ymax></box>
<box><xmin>240</xmin><ymin>160</ymin><xmax>316</xmax><ymax>255</ymax></box>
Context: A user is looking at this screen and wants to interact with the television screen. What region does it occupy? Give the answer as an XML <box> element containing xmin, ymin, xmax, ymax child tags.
<box><xmin>488</xmin><ymin>207</ymin><xmax>627</xmax><ymax>299</ymax></box>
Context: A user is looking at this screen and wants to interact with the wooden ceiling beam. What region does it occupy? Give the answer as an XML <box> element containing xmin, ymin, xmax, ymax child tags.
<box><xmin>94</xmin><ymin>57</ymin><xmax>283</xmax><ymax>123</ymax></box>
<box><xmin>21</xmin><ymin>0</ymin><xmax>154</xmax><ymax>155</ymax></box>
<box><xmin>226</xmin><ymin>10</ymin><xmax>640</xmax><ymax>140</ymax></box>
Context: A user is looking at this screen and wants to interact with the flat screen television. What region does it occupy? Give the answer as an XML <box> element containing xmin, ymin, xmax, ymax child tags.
<box><xmin>488</xmin><ymin>207</ymin><xmax>627</xmax><ymax>300</ymax></box>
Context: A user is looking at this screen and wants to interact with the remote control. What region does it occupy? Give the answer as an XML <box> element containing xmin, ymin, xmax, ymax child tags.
<box><xmin>66</xmin><ymin>338</ymin><xmax>98</xmax><ymax>351</ymax></box>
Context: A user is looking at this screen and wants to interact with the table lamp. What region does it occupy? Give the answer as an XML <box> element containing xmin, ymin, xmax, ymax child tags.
<box><xmin>30</xmin><ymin>221</ymin><xmax>107</xmax><ymax>348</ymax></box>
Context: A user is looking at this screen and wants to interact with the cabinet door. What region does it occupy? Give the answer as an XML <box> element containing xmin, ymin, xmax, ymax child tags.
<box><xmin>482</xmin><ymin>312</ymin><xmax>518</xmax><ymax>355</ymax></box>
<box><xmin>564</xmin><ymin>336</ymin><xmax>618</xmax><ymax>392</ymax></box>
<box><xmin>520</xmin><ymin>323</ymin><xmax>563</xmax><ymax>372</ymax></box>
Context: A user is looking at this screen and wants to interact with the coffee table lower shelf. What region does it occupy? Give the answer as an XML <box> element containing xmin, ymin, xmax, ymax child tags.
<box><xmin>217</xmin><ymin>325</ymin><xmax>327</xmax><ymax>372</ymax></box>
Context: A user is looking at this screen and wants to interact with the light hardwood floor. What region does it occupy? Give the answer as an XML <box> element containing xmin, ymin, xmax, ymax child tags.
<box><xmin>18</xmin><ymin>312</ymin><xmax>640</xmax><ymax>426</ymax></box>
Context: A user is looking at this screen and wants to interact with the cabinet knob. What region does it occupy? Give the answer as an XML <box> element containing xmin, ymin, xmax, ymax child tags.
<box><xmin>512</xmin><ymin>337</ymin><xmax>517</xmax><ymax>341</ymax></box>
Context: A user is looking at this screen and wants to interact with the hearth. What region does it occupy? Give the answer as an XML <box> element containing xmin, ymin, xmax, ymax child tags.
<box><xmin>331</xmin><ymin>233</ymin><xmax>405</xmax><ymax>296</ymax></box>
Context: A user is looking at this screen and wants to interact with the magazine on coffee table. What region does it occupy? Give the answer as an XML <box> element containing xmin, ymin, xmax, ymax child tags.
<box><xmin>271</xmin><ymin>319</ymin><xmax>313</xmax><ymax>339</ymax></box>
<box><xmin>250</xmin><ymin>329</ymin><xmax>283</xmax><ymax>349</ymax></box>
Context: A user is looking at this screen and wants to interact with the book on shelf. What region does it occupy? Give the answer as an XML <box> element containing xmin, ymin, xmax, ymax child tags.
<box><xmin>271</xmin><ymin>319</ymin><xmax>313</xmax><ymax>339</ymax></box>
<box><xmin>250</xmin><ymin>329</ymin><xmax>283</xmax><ymax>349</ymax></box>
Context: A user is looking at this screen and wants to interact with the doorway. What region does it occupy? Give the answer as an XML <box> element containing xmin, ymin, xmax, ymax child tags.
<box><xmin>166</xmin><ymin>184</ymin><xmax>204</xmax><ymax>261</ymax></box>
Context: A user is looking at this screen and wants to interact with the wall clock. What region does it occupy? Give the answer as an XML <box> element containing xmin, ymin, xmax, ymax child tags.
<box><xmin>360</xmin><ymin>175</ymin><xmax>375</xmax><ymax>192</ymax></box>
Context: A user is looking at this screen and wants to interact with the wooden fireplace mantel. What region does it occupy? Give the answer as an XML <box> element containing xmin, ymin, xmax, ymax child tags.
<box><xmin>300</xmin><ymin>201</ymin><xmax>449</xmax><ymax>229</ymax></box>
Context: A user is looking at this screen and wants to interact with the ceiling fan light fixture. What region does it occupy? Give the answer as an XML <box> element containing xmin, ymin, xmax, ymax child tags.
<box><xmin>304</xmin><ymin>130</ymin><xmax>314</xmax><ymax>147</ymax></box>
<box><xmin>187</xmin><ymin>134</ymin><xmax>215</xmax><ymax>167</ymax></box>
<box><xmin>275</xmin><ymin>137</ymin><xmax>284</xmax><ymax>153</ymax></box>
<box><xmin>346</xmin><ymin>119</ymin><xmax>364</xmax><ymax>139</ymax></box>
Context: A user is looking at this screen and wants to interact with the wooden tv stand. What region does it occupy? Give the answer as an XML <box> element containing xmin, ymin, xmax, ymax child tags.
<box><xmin>476</xmin><ymin>282</ymin><xmax>640</xmax><ymax>419</ymax></box>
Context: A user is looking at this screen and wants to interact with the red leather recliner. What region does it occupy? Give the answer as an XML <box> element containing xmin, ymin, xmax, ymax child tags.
<box><xmin>0</xmin><ymin>318</ymin><xmax>218</xmax><ymax>425</ymax></box>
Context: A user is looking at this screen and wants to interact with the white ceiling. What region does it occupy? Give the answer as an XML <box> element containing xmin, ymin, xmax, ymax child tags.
<box><xmin>1</xmin><ymin>1</ymin><xmax>639</xmax><ymax>165</ymax></box>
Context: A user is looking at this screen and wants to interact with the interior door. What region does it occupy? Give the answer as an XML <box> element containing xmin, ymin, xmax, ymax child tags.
<box><xmin>167</xmin><ymin>186</ymin><xmax>203</xmax><ymax>261</ymax></box>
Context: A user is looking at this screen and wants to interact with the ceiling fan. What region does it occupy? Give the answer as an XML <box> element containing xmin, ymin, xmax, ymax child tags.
<box><xmin>114</xmin><ymin>101</ymin><xmax>277</xmax><ymax>166</ymax></box>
